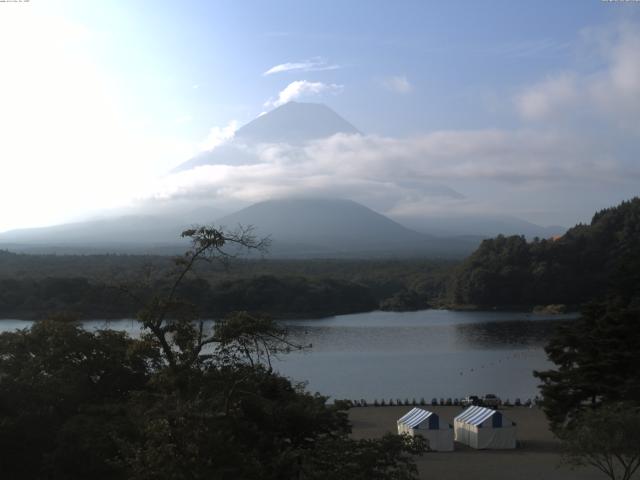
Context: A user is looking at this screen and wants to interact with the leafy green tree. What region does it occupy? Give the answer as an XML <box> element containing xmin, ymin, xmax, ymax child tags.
<box><xmin>449</xmin><ymin>197</ymin><xmax>640</xmax><ymax>308</ymax></box>
<box><xmin>301</xmin><ymin>434</ymin><xmax>427</xmax><ymax>480</ymax></box>
<box><xmin>0</xmin><ymin>317</ymin><xmax>156</xmax><ymax>479</ymax></box>
<box><xmin>120</xmin><ymin>225</ymin><xmax>425</xmax><ymax>479</ymax></box>
<box><xmin>379</xmin><ymin>289</ymin><xmax>430</xmax><ymax>312</ymax></box>
<box><xmin>534</xmin><ymin>304</ymin><xmax>640</xmax><ymax>431</ymax></box>
<box><xmin>560</xmin><ymin>403</ymin><xmax>640</xmax><ymax>480</ymax></box>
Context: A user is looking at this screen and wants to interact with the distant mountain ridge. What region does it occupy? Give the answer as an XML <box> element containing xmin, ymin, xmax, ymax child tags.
<box><xmin>0</xmin><ymin>198</ymin><xmax>480</xmax><ymax>258</ymax></box>
<box><xmin>397</xmin><ymin>214</ymin><xmax>565</xmax><ymax>239</ymax></box>
<box><xmin>217</xmin><ymin>197</ymin><xmax>478</xmax><ymax>257</ymax></box>
<box><xmin>0</xmin><ymin>215</ymin><xmax>192</xmax><ymax>254</ymax></box>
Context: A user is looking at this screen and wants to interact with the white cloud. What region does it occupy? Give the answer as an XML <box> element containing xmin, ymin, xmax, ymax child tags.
<box><xmin>145</xmin><ymin>126</ymin><xmax>633</xmax><ymax>220</ymax></box>
<box><xmin>515</xmin><ymin>74</ymin><xmax>577</xmax><ymax>119</ymax></box>
<box><xmin>199</xmin><ymin>120</ymin><xmax>238</xmax><ymax>152</ymax></box>
<box><xmin>264</xmin><ymin>80</ymin><xmax>343</xmax><ymax>108</ymax></box>
<box><xmin>515</xmin><ymin>22</ymin><xmax>640</xmax><ymax>130</ymax></box>
<box><xmin>263</xmin><ymin>58</ymin><xmax>340</xmax><ymax>76</ymax></box>
<box><xmin>382</xmin><ymin>75</ymin><xmax>413</xmax><ymax>94</ymax></box>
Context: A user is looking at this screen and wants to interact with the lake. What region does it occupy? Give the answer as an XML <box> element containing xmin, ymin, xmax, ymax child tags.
<box><xmin>0</xmin><ymin>310</ymin><xmax>576</xmax><ymax>402</ymax></box>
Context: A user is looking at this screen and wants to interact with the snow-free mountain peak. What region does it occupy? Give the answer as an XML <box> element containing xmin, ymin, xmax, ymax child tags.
<box><xmin>173</xmin><ymin>102</ymin><xmax>360</xmax><ymax>172</ymax></box>
<box><xmin>234</xmin><ymin>102</ymin><xmax>360</xmax><ymax>144</ymax></box>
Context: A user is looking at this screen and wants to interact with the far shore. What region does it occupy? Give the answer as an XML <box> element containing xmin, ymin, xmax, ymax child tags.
<box><xmin>349</xmin><ymin>405</ymin><xmax>601</xmax><ymax>480</ymax></box>
<box><xmin>0</xmin><ymin>306</ymin><xmax>581</xmax><ymax>322</ymax></box>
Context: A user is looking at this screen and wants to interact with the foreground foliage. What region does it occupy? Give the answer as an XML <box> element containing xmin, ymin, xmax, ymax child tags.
<box><xmin>536</xmin><ymin>304</ymin><xmax>640</xmax><ymax>479</ymax></box>
<box><xmin>0</xmin><ymin>226</ymin><xmax>426</xmax><ymax>479</ymax></box>
<box><xmin>535</xmin><ymin>304</ymin><xmax>640</xmax><ymax>431</ymax></box>
<box><xmin>531</xmin><ymin>199</ymin><xmax>640</xmax><ymax>478</ymax></box>
<box><xmin>561</xmin><ymin>403</ymin><xmax>640</xmax><ymax>480</ymax></box>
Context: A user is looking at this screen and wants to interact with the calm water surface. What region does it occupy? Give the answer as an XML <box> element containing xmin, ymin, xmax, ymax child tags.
<box><xmin>1</xmin><ymin>310</ymin><xmax>576</xmax><ymax>401</ymax></box>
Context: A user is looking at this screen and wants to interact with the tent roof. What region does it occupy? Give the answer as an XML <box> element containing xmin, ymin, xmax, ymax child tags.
<box><xmin>454</xmin><ymin>406</ymin><xmax>501</xmax><ymax>426</ymax></box>
<box><xmin>397</xmin><ymin>408</ymin><xmax>435</xmax><ymax>428</ymax></box>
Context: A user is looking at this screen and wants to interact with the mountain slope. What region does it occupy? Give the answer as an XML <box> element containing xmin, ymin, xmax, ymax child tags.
<box><xmin>173</xmin><ymin>102</ymin><xmax>360</xmax><ymax>172</ymax></box>
<box><xmin>0</xmin><ymin>215</ymin><xmax>191</xmax><ymax>253</ymax></box>
<box><xmin>397</xmin><ymin>214</ymin><xmax>565</xmax><ymax>239</ymax></box>
<box><xmin>218</xmin><ymin>197</ymin><xmax>477</xmax><ymax>257</ymax></box>
<box><xmin>235</xmin><ymin>101</ymin><xmax>360</xmax><ymax>144</ymax></box>
<box><xmin>0</xmin><ymin>198</ymin><xmax>480</xmax><ymax>257</ymax></box>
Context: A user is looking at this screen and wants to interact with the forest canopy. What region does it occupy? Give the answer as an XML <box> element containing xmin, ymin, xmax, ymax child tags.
<box><xmin>448</xmin><ymin>198</ymin><xmax>640</xmax><ymax>309</ymax></box>
<box><xmin>0</xmin><ymin>254</ymin><xmax>453</xmax><ymax>319</ymax></box>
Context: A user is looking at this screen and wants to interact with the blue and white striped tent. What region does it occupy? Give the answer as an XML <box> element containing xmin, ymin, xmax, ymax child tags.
<box><xmin>397</xmin><ymin>408</ymin><xmax>454</xmax><ymax>451</ymax></box>
<box><xmin>454</xmin><ymin>406</ymin><xmax>516</xmax><ymax>449</ymax></box>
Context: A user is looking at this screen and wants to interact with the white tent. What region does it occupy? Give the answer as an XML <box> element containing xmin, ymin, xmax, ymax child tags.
<box><xmin>454</xmin><ymin>406</ymin><xmax>516</xmax><ymax>449</ymax></box>
<box><xmin>397</xmin><ymin>408</ymin><xmax>454</xmax><ymax>451</ymax></box>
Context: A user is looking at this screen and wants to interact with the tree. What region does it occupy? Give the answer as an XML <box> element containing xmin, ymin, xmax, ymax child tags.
<box><xmin>534</xmin><ymin>304</ymin><xmax>640</xmax><ymax>431</ymax></box>
<box><xmin>130</xmin><ymin>225</ymin><xmax>270</xmax><ymax>373</ymax></box>
<box><xmin>561</xmin><ymin>403</ymin><xmax>640</xmax><ymax>480</ymax></box>
<box><xmin>120</xmin><ymin>225</ymin><xmax>426</xmax><ymax>479</ymax></box>
<box><xmin>0</xmin><ymin>317</ymin><xmax>156</xmax><ymax>479</ymax></box>
<box><xmin>0</xmin><ymin>225</ymin><xmax>427</xmax><ymax>479</ymax></box>
<box><xmin>301</xmin><ymin>434</ymin><xmax>427</xmax><ymax>480</ymax></box>
<box><xmin>213</xmin><ymin>311</ymin><xmax>307</xmax><ymax>369</ymax></box>
<box><xmin>448</xmin><ymin>197</ymin><xmax>640</xmax><ymax>308</ymax></box>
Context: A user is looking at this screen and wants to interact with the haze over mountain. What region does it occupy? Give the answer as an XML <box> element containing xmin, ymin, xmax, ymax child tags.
<box><xmin>217</xmin><ymin>197</ymin><xmax>479</xmax><ymax>257</ymax></box>
<box><xmin>397</xmin><ymin>214</ymin><xmax>566</xmax><ymax>239</ymax></box>
<box><xmin>0</xmin><ymin>198</ymin><xmax>481</xmax><ymax>257</ymax></box>
<box><xmin>0</xmin><ymin>102</ymin><xmax>564</xmax><ymax>256</ymax></box>
<box><xmin>0</xmin><ymin>215</ymin><xmax>192</xmax><ymax>254</ymax></box>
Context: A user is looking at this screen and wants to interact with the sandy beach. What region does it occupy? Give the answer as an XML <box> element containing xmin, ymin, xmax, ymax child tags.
<box><xmin>349</xmin><ymin>405</ymin><xmax>603</xmax><ymax>480</ymax></box>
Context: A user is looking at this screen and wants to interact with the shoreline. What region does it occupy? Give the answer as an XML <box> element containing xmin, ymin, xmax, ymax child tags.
<box><xmin>0</xmin><ymin>306</ymin><xmax>581</xmax><ymax>322</ymax></box>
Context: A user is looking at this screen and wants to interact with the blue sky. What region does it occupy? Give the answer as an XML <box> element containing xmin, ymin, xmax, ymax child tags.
<box><xmin>51</xmin><ymin>0</ymin><xmax>632</xmax><ymax>135</ymax></box>
<box><xmin>1</xmin><ymin>0</ymin><xmax>639</xmax><ymax>231</ymax></box>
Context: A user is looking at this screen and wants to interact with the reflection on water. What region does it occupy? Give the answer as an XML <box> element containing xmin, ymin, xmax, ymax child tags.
<box><xmin>273</xmin><ymin>310</ymin><xmax>575</xmax><ymax>401</ymax></box>
<box><xmin>0</xmin><ymin>310</ymin><xmax>576</xmax><ymax>401</ymax></box>
<box><xmin>454</xmin><ymin>319</ymin><xmax>571</xmax><ymax>349</ymax></box>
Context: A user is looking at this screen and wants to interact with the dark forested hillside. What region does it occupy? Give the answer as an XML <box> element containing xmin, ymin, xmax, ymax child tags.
<box><xmin>448</xmin><ymin>198</ymin><xmax>640</xmax><ymax>308</ymax></box>
<box><xmin>0</xmin><ymin>275</ymin><xmax>376</xmax><ymax>320</ymax></box>
<box><xmin>0</xmin><ymin>253</ymin><xmax>454</xmax><ymax>319</ymax></box>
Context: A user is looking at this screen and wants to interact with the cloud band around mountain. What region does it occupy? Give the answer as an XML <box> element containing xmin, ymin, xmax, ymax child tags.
<box><xmin>144</xmin><ymin>125</ymin><xmax>633</xmax><ymax>220</ymax></box>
